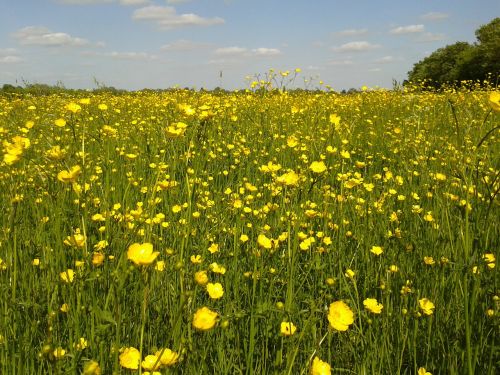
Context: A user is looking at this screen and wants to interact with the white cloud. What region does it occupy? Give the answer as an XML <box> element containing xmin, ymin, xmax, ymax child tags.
<box><xmin>214</xmin><ymin>46</ymin><xmax>247</xmax><ymax>56</ymax></box>
<box><xmin>328</xmin><ymin>59</ymin><xmax>354</xmax><ymax>66</ymax></box>
<box><xmin>133</xmin><ymin>5</ymin><xmax>224</xmax><ymax>29</ymax></box>
<box><xmin>57</xmin><ymin>0</ymin><xmax>150</xmax><ymax>5</ymax></box>
<box><xmin>107</xmin><ymin>51</ymin><xmax>157</xmax><ymax>60</ymax></box>
<box><xmin>214</xmin><ymin>46</ymin><xmax>281</xmax><ymax>58</ymax></box>
<box><xmin>390</xmin><ymin>24</ymin><xmax>425</xmax><ymax>34</ymax></box>
<box><xmin>333</xmin><ymin>41</ymin><xmax>380</xmax><ymax>52</ymax></box>
<box><xmin>166</xmin><ymin>0</ymin><xmax>191</xmax><ymax>4</ymax></box>
<box><xmin>83</xmin><ymin>50</ymin><xmax>157</xmax><ymax>60</ymax></box>
<box><xmin>0</xmin><ymin>56</ymin><xmax>23</xmax><ymax>63</ymax></box>
<box><xmin>421</xmin><ymin>12</ymin><xmax>449</xmax><ymax>21</ymax></box>
<box><xmin>374</xmin><ymin>55</ymin><xmax>395</xmax><ymax>63</ymax></box>
<box><xmin>252</xmin><ymin>48</ymin><xmax>281</xmax><ymax>56</ymax></box>
<box><xmin>161</xmin><ymin>39</ymin><xmax>211</xmax><ymax>51</ymax></box>
<box><xmin>119</xmin><ymin>0</ymin><xmax>150</xmax><ymax>5</ymax></box>
<box><xmin>57</xmin><ymin>0</ymin><xmax>113</xmax><ymax>4</ymax></box>
<box><xmin>13</xmin><ymin>26</ymin><xmax>89</xmax><ymax>47</ymax></box>
<box><xmin>335</xmin><ymin>28</ymin><xmax>368</xmax><ymax>37</ymax></box>
<box><xmin>416</xmin><ymin>32</ymin><xmax>446</xmax><ymax>43</ymax></box>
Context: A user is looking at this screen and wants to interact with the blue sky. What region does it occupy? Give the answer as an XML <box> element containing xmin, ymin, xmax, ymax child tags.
<box><xmin>0</xmin><ymin>0</ymin><xmax>498</xmax><ymax>90</ymax></box>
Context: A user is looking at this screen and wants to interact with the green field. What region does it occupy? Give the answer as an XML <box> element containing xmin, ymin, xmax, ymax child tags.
<box><xmin>0</xmin><ymin>87</ymin><xmax>499</xmax><ymax>374</ymax></box>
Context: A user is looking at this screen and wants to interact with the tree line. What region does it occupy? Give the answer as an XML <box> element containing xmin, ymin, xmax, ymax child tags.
<box><xmin>407</xmin><ymin>18</ymin><xmax>500</xmax><ymax>87</ymax></box>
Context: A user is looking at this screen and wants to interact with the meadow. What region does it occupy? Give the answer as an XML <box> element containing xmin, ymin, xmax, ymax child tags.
<box><xmin>0</xmin><ymin>82</ymin><xmax>499</xmax><ymax>374</ymax></box>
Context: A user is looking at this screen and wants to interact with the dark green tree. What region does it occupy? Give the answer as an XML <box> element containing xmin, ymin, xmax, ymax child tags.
<box><xmin>407</xmin><ymin>17</ymin><xmax>500</xmax><ymax>85</ymax></box>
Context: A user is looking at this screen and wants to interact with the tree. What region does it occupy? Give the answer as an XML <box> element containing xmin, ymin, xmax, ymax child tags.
<box><xmin>407</xmin><ymin>17</ymin><xmax>500</xmax><ymax>85</ymax></box>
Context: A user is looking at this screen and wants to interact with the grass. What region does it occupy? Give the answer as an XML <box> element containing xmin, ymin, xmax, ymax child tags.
<box><xmin>0</xmin><ymin>84</ymin><xmax>499</xmax><ymax>374</ymax></box>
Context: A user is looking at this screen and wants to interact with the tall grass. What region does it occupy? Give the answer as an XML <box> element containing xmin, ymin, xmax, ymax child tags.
<box><xmin>0</xmin><ymin>85</ymin><xmax>498</xmax><ymax>374</ymax></box>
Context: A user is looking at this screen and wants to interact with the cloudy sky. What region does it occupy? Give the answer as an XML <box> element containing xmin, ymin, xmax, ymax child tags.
<box><xmin>0</xmin><ymin>0</ymin><xmax>498</xmax><ymax>91</ymax></box>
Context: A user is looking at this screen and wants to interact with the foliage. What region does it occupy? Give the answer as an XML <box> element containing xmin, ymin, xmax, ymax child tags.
<box><xmin>408</xmin><ymin>18</ymin><xmax>500</xmax><ymax>86</ymax></box>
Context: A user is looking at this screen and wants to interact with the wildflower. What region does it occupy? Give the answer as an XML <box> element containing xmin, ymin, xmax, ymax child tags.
<box><xmin>276</xmin><ymin>170</ymin><xmax>300</xmax><ymax>187</ymax></box>
<box><xmin>310</xmin><ymin>356</ymin><xmax>331</xmax><ymax>375</ymax></box>
<box><xmin>127</xmin><ymin>243</ymin><xmax>159</xmax><ymax>266</ymax></box>
<box><xmin>192</xmin><ymin>306</ymin><xmax>218</xmax><ymax>331</ymax></box>
<box><xmin>310</xmin><ymin>161</ymin><xmax>327</xmax><ymax>174</ymax></box>
<box><xmin>64</xmin><ymin>230</ymin><xmax>86</xmax><ymax>248</ymax></box>
<box><xmin>53</xmin><ymin>347</ymin><xmax>66</xmax><ymax>359</ymax></box>
<box><xmin>155</xmin><ymin>348</ymin><xmax>179</xmax><ymax>366</ymax></box>
<box><xmin>257</xmin><ymin>234</ymin><xmax>273</xmax><ymax>249</ymax></box>
<box><xmin>57</xmin><ymin>165</ymin><xmax>81</xmax><ymax>183</ymax></box>
<box><xmin>344</xmin><ymin>269</ymin><xmax>355</xmax><ymax>279</ymax></box>
<box><xmin>239</xmin><ymin>234</ymin><xmax>249</xmax><ymax>243</ymax></box>
<box><xmin>190</xmin><ymin>254</ymin><xmax>202</xmax><ymax>264</ymax></box>
<box><xmin>209</xmin><ymin>262</ymin><xmax>226</xmax><ymax>274</ymax></box>
<box><xmin>75</xmin><ymin>337</ymin><xmax>88</xmax><ymax>351</ymax></box>
<box><xmin>418</xmin><ymin>367</ymin><xmax>432</xmax><ymax>375</ymax></box>
<box><xmin>418</xmin><ymin>298</ymin><xmax>435</xmax><ymax>316</ymax></box>
<box><xmin>194</xmin><ymin>270</ymin><xmax>209</xmax><ymax>285</ymax></box>
<box><xmin>65</xmin><ymin>102</ymin><xmax>81</xmax><ymax>113</ymax></box>
<box><xmin>92</xmin><ymin>252</ymin><xmax>105</xmax><ymax>266</ymax></box>
<box><xmin>208</xmin><ymin>243</ymin><xmax>219</xmax><ymax>254</ymax></box>
<box><xmin>483</xmin><ymin>253</ymin><xmax>495</xmax><ymax>269</ymax></box>
<box><xmin>54</xmin><ymin>118</ymin><xmax>66</xmax><ymax>127</ymax></box>
<box><xmin>280</xmin><ymin>321</ymin><xmax>297</xmax><ymax>336</ymax></box>
<box><xmin>489</xmin><ymin>91</ymin><xmax>500</xmax><ymax>112</ymax></box>
<box><xmin>370</xmin><ymin>245</ymin><xmax>383</xmax><ymax>256</ymax></box>
<box><xmin>83</xmin><ymin>360</ymin><xmax>101</xmax><ymax>375</ymax></box>
<box><xmin>206</xmin><ymin>282</ymin><xmax>224</xmax><ymax>299</ymax></box>
<box><xmin>423</xmin><ymin>256</ymin><xmax>435</xmax><ymax>265</ymax></box>
<box><xmin>363</xmin><ymin>298</ymin><xmax>383</xmax><ymax>314</ymax></box>
<box><xmin>119</xmin><ymin>347</ymin><xmax>140</xmax><ymax>370</ymax></box>
<box><xmin>60</xmin><ymin>269</ymin><xmax>75</xmax><ymax>283</ymax></box>
<box><xmin>142</xmin><ymin>355</ymin><xmax>161</xmax><ymax>371</ymax></box>
<box><xmin>328</xmin><ymin>301</ymin><xmax>354</xmax><ymax>331</ymax></box>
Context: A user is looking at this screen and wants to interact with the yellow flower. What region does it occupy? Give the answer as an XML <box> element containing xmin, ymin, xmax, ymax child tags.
<box><xmin>57</xmin><ymin>165</ymin><xmax>81</xmax><ymax>183</ymax></box>
<box><xmin>418</xmin><ymin>298</ymin><xmax>435</xmax><ymax>316</ymax></box>
<box><xmin>142</xmin><ymin>355</ymin><xmax>161</xmax><ymax>371</ymax></box>
<box><xmin>310</xmin><ymin>161</ymin><xmax>327</xmax><ymax>174</ymax></box>
<box><xmin>329</xmin><ymin>113</ymin><xmax>341</xmax><ymax>127</ymax></box>
<box><xmin>280</xmin><ymin>321</ymin><xmax>297</xmax><ymax>336</ymax></box>
<box><xmin>208</xmin><ymin>243</ymin><xmax>219</xmax><ymax>254</ymax></box>
<box><xmin>155</xmin><ymin>348</ymin><xmax>179</xmax><ymax>366</ymax></box>
<box><xmin>64</xmin><ymin>231</ymin><xmax>86</xmax><ymax>248</ymax></box>
<box><xmin>190</xmin><ymin>254</ymin><xmax>203</xmax><ymax>264</ymax></box>
<box><xmin>60</xmin><ymin>269</ymin><xmax>75</xmax><ymax>283</ymax></box>
<box><xmin>488</xmin><ymin>91</ymin><xmax>500</xmax><ymax>112</ymax></box>
<box><xmin>91</xmin><ymin>252</ymin><xmax>104</xmax><ymax>266</ymax></box>
<box><xmin>119</xmin><ymin>347</ymin><xmax>140</xmax><ymax>370</ymax></box>
<box><xmin>276</xmin><ymin>170</ymin><xmax>300</xmax><ymax>187</ymax></box>
<box><xmin>239</xmin><ymin>234</ymin><xmax>249</xmax><ymax>243</ymax></box>
<box><xmin>483</xmin><ymin>253</ymin><xmax>495</xmax><ymax>269</ymax></box>
<box><xmin>363</xmin><ymin>298</ymin><xmax>383</xmax><ymax>314</ymax></box>
<box><xmin>127</xmin><ymin>243</ymin><xmax>159</xmax><ymax>266</ymax></box>
<box><xmin>194</xmin><ymin>270</ymin><xmax>209</xmax><ymax>285</ymax></box>
<box><xmin>206</xmin><ymin>282</ymin><xmax>224</xmax><ymax>299</ymax></box>
<box><xmin>418</xmin><ymin>367</ymin><xmax>432</xmax><ymax>375</ymax></box>
<box><xmin>209</xmin><ymin>262</ymin><xmax>226</xmax><ymax>274</ymax></box>
<box><xmin>65</xmin><ymin>102</ymin><xmax>81</xmax><ymax>113</ymax></box>
<box><xmin>53</xmin><ymin>347</ymin><xmax>66</xmax><ymax>359</ymax></box>
<box><xmin>257</xmin><ymin>234</ymin><xmax>272</xmax><ymax>249</ymax></box>
<box><xmin>328</xmin><ymin>301</ymin><xmax>354</xmax><ymax>331</ymax></box>
<box><xmin>310</xmin><ymin>356</ymin><xmax>331</xmax><ymax>375</ymax></box>
<box><xmin>370</xmin><ymin>245</ymin><xmax>383</xmax><ymax>256</ymax></box>
<box><xmin>54</xmin><ymin>118</ymin><xmax>67</xmax><ymax>127</ymax></box>
<box><xmin>192</xmin><ymin>306</ymin><xmax>218</xmax><ymax>331</ymax></box>
<box><xmin>155</xmin><ymin>260</ymin><xmax>165</xmax><ymax>271</ymax></box>
<box><xmin>83</xmin><ymin>360</ymin><xmax>101</xmax><ymax>375</ymax></box>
